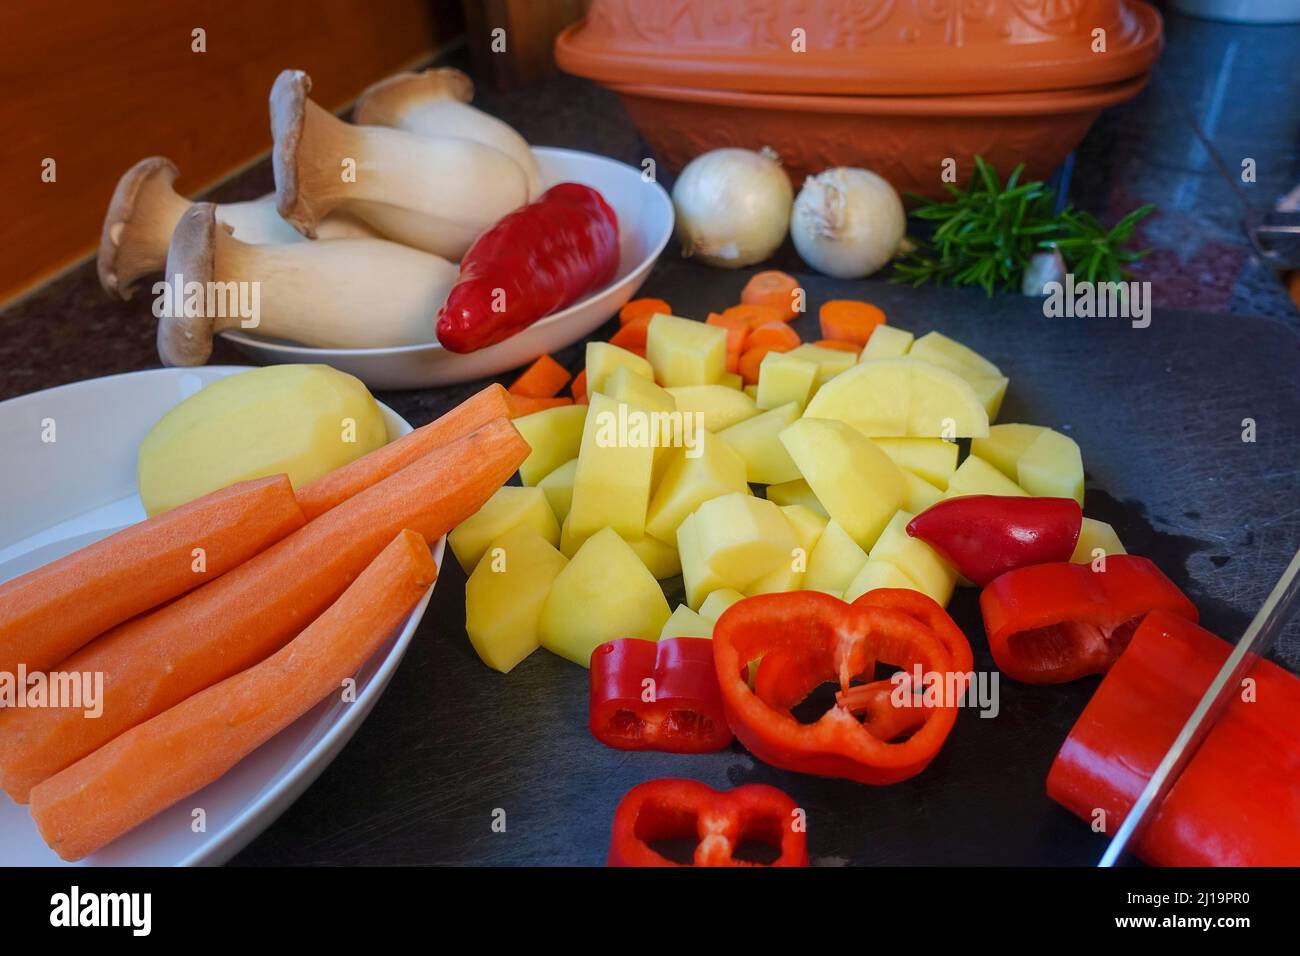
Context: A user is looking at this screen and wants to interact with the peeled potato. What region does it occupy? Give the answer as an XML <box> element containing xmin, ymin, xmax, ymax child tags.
<box><xmin>137</xmin><ymin>364</ymin><xmax>387</xmax><ymax>515</ymax></box>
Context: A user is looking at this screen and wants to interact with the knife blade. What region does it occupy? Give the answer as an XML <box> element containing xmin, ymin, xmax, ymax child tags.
<box><xmin>1098</xmin><ymin>547</ymin><xmax>1300</xmax><ymax>866</ymax></box>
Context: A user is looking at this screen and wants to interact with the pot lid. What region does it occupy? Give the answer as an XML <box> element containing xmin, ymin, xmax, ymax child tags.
<box><xmin>556</xmin><ymin>0</ymin><xmax>1163</xmax><ymax>97</ymax></box>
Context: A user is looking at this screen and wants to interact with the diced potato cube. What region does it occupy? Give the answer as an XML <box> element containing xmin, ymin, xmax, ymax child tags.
<box><xmin>1017</xmin><ymin>428</ymin><xmax>1084</xmax><ymax>504</ymax></box>
<box><xmin>514</xmin><ymin>404</ymin><xmax>588</xmax><ymax>486</ymax></box>
<box><xmin>901</xmin><ymin>469</ymin><xmax>943</xmax><ymax>513</ymax></box>
<box><xmin>867</xmin><ymin>510</ymin><xmax>957</xmax><ymax>606</ymax></box>
<box><xmin>779</xmin><ymin>417</ymin><xmax>904</xmax><ymax>548</ymax></box>
<box><xmin>646</xmin><ymin>313</ymin><xmax>727</xmax><ymax>387</ymax></box>
<box><xmin>906</xmin><ymin>332</ymin><xmax>1010</xmax><ymax>421</ymax></box>
<box><xmin>465</xmin><ymin>525</ymin><xmax>567</xmax><ymax>673</ymax></box>
<box><xmin>718</xmin><ymin>372</ymin><xmax>744</xmax><ymax>390</ymax></box>
<box><xmin>698</xmin><ymin>588</ymin><xmax>745</xmax><ymax>623</ymax></box>
<box><xmin>803</xmin><ymin>519</ymin><xmax>869</xmax><ymax>593</ymax></box>
<box><xmin>645</xmin><ymin>429</ymin><xmax>748</xmax><ymax>543</ymax></box>
<box><xmin>602</xmin><ymin>365</ymin><xmax>676</xmax><ymax>414</ymax></box>
<box><xmin>743</xmin><ymin>384</ymin><xmax>758</xmax><ymax>400</ymax></box>
<box><xmin>859</xmin><ymin>324</ymin><xmax>913</xmax><ymax>361</ymax></box>
<box><xmin>869</xmin><ymin>437</ymin><xmax>959</xmax><ymax>489</ymax></box>
<box><xmin>677</xmin><ymin>513</ymin><xmax>731</xmax><ymax>609</ymax></box>
<box><xmin>756</xmin><ymin>352</ymin><xmax>818</xmax><ymax>410</ymax></box>
<box><xmin>625</xmin><ymin>532</ymin><xmax>682</xmax><ymax>579</ymax></box>
<box><xmin>805</xmin><ymin>357</ymin><xmax>988</xmax><ymax>438</ymax></box>
<box><xmin>568</xmin><ymin>393</ymin><xmax>655</xmax><ymax>541</ymax></box>
<box><xmin>660</xmin><ymin>604</ymin><xmax>713</xmax><ymax>640</ymax></box>
<box><xmin>1071</xmin><ymin>517</ymin><xmax>1125</xmax><ymax>563</ymax></box>
<box><xmin>971</xmin><ymin>423</ymin><xmax>1045</xmax><ymax>479</ymax></box>
<box><xmin>946</xmin><ymin>454</ymin><xmax>1028</xmax><ymax>498</ymax></box>
<box><xmin>745</xmin><ymin>504</ymin><xmax>827</xmax><ymax>595</ymax></box>
<box><xmin>539</xmin><ymin>527</ymin><xmax>671</xmax><ymax>666</ymax></box>
<box><xmin>449</xmin><ymin>485</ymin><xmax>560</xmax><ymax>573</ymax></box>
<box><xmin>783</xmin><ymin>343</ymin><xmax>857</xmax><ymax>387</ymax></box>
<box><xmin>693</xmin><ymin>492</ymin><xmax>796</xmax><ymax>590</ymax></box>
<box><xmin>666</xmin><ymin>384</ymin><xmax>758</xmax><ymax>432</ymax></box>
<box><xmin>717</xmin><ymin>401</ymin><xmax>802</xmax><ymax>484</ymax></box>
<box><xmin>586</xmin><ymin>341</ymin><xmax>653</xmax><ymax>395</ymax></box>
<box><xmin>538</xmin><ymin>459</ymin><xmax>578</xmax><ymax>524</ymax></box>
<box><xmin>843</xmin><ymin>558</ymin><xmax>920</xmax><ymax>603</ymax></box>
<box><xmin>765</xmin><ymin>477</ymin><xmax>827</xmax><ymax>517</ymax></box>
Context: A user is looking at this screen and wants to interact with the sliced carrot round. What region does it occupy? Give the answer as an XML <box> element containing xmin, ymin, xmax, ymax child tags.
<box><xmin>619</xmin><ymin>297</ymin><xmax>672</xmax><ymax>326</ymax></box>
<box><xmin>813</xmin><ymin>339</ymin><xmax>862</xmax><ymax>355</ymax></box>
<box><xmin>745</xmin><ymin>321</ymin><xmax>801</xmax><ymax>353</ymax></box>
<box><xmin>818</xmin><ymin>300</ymin><xmax>886</xmax><ymax>345</ymax></box>
<box><xmin>741</xmin><ymin>271</ymin><xmax>801</xmax><ymax>320</ymax></box>
<box><xmin>722</xmin><ymin>303</ymin><xmax>787</xmax><ymax>328</ymax></box>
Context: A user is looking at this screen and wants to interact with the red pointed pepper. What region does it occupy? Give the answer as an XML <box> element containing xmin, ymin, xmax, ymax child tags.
<box><xmin>436</xmin><ymin>183</ymin><xmax>619</xmax><ymax>353</ymax></box>
<box><xmin>607</xmin><ymin>778</ymin><xmax>808</xmax><ymax>867</ymax></box>
<box><xmin>906</xmin><ymin>495</ymin><xmax>1082</xmax><ymax>587</ymax></box>
<box><xmin>589</xmin><ymin>637</ymin><xmax>733</xmax><ymax>753</ymax></box>
<box><xmin>1048</xmin><ymin>610</ymin><xmax>1300</xmax><ymax>866</ymax></box>
<box><xmin>980</xmin><ymin>555</ymin><xmax>1197</xmax><ymax>684</ymax></box>
<box><xmin>712</xmin><ymin>591</ymin><xmax>964</xmax><ymax>785</ymax></box>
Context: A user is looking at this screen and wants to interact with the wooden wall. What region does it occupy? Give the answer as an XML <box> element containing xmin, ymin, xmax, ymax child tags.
<box><xmin>0</xmin><ymin>0</ymin><xmax>461</xmax><ymax>303</ymax></box>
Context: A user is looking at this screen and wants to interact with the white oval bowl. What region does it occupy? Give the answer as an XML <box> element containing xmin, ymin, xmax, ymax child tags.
<box><xmin>221</xmin><ymin>147</ymin><xmax>675</xmax><ymax>390</ymax></box>
<box><xmin>0</xmin><ymin>366</ymin><xmax>438</xmax><ymax>866</ymax></box>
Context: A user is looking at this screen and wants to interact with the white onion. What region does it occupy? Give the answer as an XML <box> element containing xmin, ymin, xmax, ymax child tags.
<box><xmin>791</xmin><ymin>167</ymin><xmax>905</xmax><ymax>279</ymax></box>
<box><xmin>671</xmin><ymin>148</ymin><xmax>793</xmax><ymax>268</ymax></box>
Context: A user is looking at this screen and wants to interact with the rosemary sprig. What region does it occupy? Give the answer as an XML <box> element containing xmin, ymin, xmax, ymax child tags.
<box><xmin>891</xmin><ymin>157</ymin><xmax>1155</xmax><ymax>295</ymax></box>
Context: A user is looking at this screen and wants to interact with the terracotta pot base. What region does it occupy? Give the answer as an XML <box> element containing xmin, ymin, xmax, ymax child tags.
<box><xmin>613</xmin><ymin>76</ymin><xmax>1150</xmax><ymax>197</ymax></box>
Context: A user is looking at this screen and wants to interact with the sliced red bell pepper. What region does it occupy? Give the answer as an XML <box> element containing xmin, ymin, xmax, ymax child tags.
<box><xmin>607</xmin><ymin>778</ymin><xmax>808</xmax><ymax>867</ymax></box>
<box><xmin>980</xmin><ymin>555</ymin><xmax>1197</xmax><ymax>684</ymax></box>
<box><xmin>589</xmin><ymin>637</ymin><xmax>733</xmax><ymax>753</ymax></box>
<box><xmin>906</xmin><ymin>494</ymin><xmax>1082</xmax><ymax>586</ymax></box>
<box><xmin>833</xmin><ymin>588</ymin><xmax>975</xmax><ymax>736</ymax></box>
<box><xmin>713</xmin><ymin>591</ymin><xmax>962</xmax><ymax>785</ymax></box>
<box><xmin>1048</xmin><ymin>610</ymin><xmax>1300</xmax><ymax>866</ymax></box>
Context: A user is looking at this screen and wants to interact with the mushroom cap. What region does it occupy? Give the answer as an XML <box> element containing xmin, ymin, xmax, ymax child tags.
<box><xmin>157</xmin><ymin>202</ymin><xmax>225</xmax><ymax>367</ymax></box>
<box><xmin>353</xmin><ymin>67</ymin><xmax>475</xmax><ymax>126</ymax></box>
<box><xmin>97</xmin><ymin>156</ymin><xmax>181</xmax><ymax>300</ymax></box>
<box><xmin>269</xmin><ymin>68</ymin><xmax>316</xmax><ymax>238</ymax></box>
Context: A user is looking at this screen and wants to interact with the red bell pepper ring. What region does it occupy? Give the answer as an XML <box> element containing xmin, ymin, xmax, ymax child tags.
<box><xmin>713</xmin><ymin>591</ymin><xmax>961</xmax><ymax>785</ymax></box>
<box><xmin>1048</xmin><ymin>610</ymin><xmax>1300</xmax><ymax>866</ymax></box>
<box><xmin>607</xmin><ymin>778</ymin><xmax>808</xmax><ymax>867</ymax></box>
<box><xmin>589</xmin><ymin>637</ymin><xmax>733</xmax><ymax>753</ymax></box>
<box><xmin>906</xmin><ymin>494</ymin><xmax>1082</xmax><ymax>587</ymax></box>
<box><xmin>436</xmin><ymin>182</ymin><xmax>619</xmax><ymax>353</ymax></box>
<box><xmin>833</xmin><ymin>588</ymin><xmax>976</xmax><ymax>735</ymax></box>
<box><xmin>980</xmin><ymin>555</ymin><xmax>1197</xmax><ymax>684</ymax></box>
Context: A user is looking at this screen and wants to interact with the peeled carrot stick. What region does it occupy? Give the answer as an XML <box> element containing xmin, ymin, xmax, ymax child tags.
<box><xmin>0</xmin><ymin>475</ymin><xmax>304</xmax><ymax>679</ymax></box>
<box><xmin>0</xmin><ymin>418</ymin><xmax>527</xmax><ymax>802</ymax></box>
<box><xmin>507</xmin><ymin>394</ymin><xmax>573</xmax><ymax>417</ymax></box>
<box><xmin>818</xmin><ymin>300</ymin><xmax>886</xmax><ymax>345</ymax></box>
<box><xmin>295</xmin><ymin>383</ymin><xmax>511</xmax><ymax>520</ymax></box>
<box><xmin>30</xmin><ymin>528</ymin><xmax>438</xmax><ymax>861</ymax></box>
<box><xmin>508</xmin><ymin>355</ymin><xmax>571</xmax><ymax>399</ymax></box>
<box><xmin>618</xmin><ymin>297</ymin><xmax>671</xmax><ymax>326</ymax></box>
<box><xmin>741</xmin><ymin>270</ymin><xmax>801</xmax><ymax>319</ymax></box>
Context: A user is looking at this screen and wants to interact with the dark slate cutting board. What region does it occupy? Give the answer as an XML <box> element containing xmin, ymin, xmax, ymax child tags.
<box><xmin>231</xmin><ymin>268</ymin><xmax>1300</xmax><ymax>867</ymax></box>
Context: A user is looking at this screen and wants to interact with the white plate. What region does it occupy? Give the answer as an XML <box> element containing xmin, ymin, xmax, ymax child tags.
<box><xmin>221</xmin><ymin>147</ymin><xmax>675</xmax><ymax>389</ymax></box>
<box><xmin>0</xmin><ymin>366</ymin><xmax>440</xmax><ymax>866</ymax></box>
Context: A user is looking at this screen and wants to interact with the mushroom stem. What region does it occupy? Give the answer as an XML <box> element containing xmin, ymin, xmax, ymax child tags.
<box><xmin>98</xmin><ymin>157</ymin><xmax>375</xmax><ymax>300</ymax></box>
<box><xmin>354</xmin><ymin>67</ymin><xmax>542</xmax><ymax>199</ymax></box>
<box><xmin>270</xmin><ymin>68</ymin><xmax>529</xmax><ymax>259</ymax></box>
<box><xmin>157</xmin><ymin>202</ymin><xmax>458</xmax><ymax>366</ymax></box>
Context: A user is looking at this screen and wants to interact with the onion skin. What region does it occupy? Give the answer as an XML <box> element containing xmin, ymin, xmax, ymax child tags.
<box><xmin>672</xmin><ymin>148</ymin><xmax>792</xmax><ymax>269</ymax></box>
<box><xmin>791</xmin><ymin>167</ymin><xmax>905</xmax><ymax>279</ymax></box>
